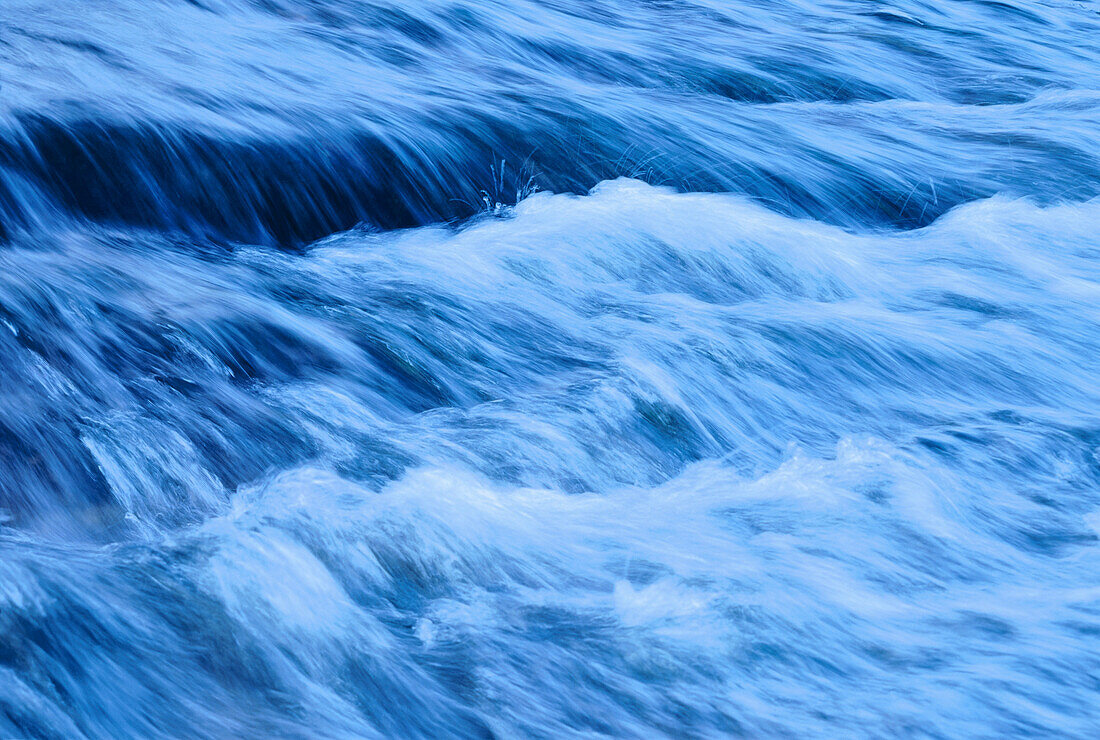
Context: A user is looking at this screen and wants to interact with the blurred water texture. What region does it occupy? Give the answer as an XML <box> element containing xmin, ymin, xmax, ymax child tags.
<box><xmin>2</xmin><ymin>1</ymin><xmax>1100</xmax><ymax>737</ymax></box>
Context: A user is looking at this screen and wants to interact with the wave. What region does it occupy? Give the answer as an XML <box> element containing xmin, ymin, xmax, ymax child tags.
<box><xmin>5</xmin><ymin>0</ymin><xmax>1100</xmax><ymax>736</ymax></box>
<box><xmin>3</xmin><ymin>182</ymin><xmax>1100</xmax><ymax>734</ymax></box>
<box><xmin>3</xmin><ymin>1</ymin><xmax>1100</xmax><ymax>243</ymax></box>
<box><xmin>5</xmin><ymin>444</ymin><xmax>1098</xmax><ymax>738</ymax></box>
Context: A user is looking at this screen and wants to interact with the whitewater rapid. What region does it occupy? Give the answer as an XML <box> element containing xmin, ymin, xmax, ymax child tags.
<box><xmin>4</xmin><ymin>180</ymin><xmax>1100</xmax><ymax>736</ymax></box>
<box><xmin>4</xmin><ymin>0</ymin><xmax>1100</xmax><ymax>737</ymax></box>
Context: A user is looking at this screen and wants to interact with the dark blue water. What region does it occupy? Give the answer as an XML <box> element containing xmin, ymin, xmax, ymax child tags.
<box><xmin>3</xmin><ymin>1</ymin><xmax>1100</xmax><ymax>737</ymax></box>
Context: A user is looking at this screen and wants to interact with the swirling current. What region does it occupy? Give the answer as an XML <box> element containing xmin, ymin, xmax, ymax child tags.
<box><xmin>3</xmin><ymin>1</ymin><xmax>1100</xmax><ymax>737</ymax></box>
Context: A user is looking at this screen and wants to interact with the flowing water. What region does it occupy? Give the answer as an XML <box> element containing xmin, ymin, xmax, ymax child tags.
<box><xmin>3</xmin><ymin>1</ymin><xmax>1100</xmax><ymax>737</ymax></box>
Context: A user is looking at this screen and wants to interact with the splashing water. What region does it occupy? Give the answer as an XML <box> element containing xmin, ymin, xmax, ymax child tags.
<box><xmin>2</xmin><ymin>1</ymin><xmax>1100</xmax><ymax>737</ymax></box>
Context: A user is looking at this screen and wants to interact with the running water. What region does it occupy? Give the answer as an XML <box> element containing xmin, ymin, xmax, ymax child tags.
<box><xmin>2</xmin><ymin>1</ymin><xmax>1100</xmax><ymax>737</ymax></box>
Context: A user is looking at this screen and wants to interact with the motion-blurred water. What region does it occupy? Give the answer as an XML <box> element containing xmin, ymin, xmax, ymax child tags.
<box><xmin>2</xmin><ymin>1</ymin><xmax>1100</xmax><ymax>737</ymax></box>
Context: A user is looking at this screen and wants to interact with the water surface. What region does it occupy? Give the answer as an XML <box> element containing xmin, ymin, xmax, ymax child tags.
<box><xmin>2</xmin><ymin>1</ymin><xmax>1100</xmax><ymax>737</ymax></box>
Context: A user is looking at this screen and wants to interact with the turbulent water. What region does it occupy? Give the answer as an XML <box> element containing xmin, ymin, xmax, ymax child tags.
<box><xmin>3</xmin><ymin>0</ymin><xmax>1100</xmax><ymax>737</ymax></box>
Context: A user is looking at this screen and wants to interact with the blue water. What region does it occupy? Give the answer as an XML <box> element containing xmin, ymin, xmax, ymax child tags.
<box><xmin>2</xmin><ymin>1</ymin><xmax>1100</xmax><ymax>737</ymax></box>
